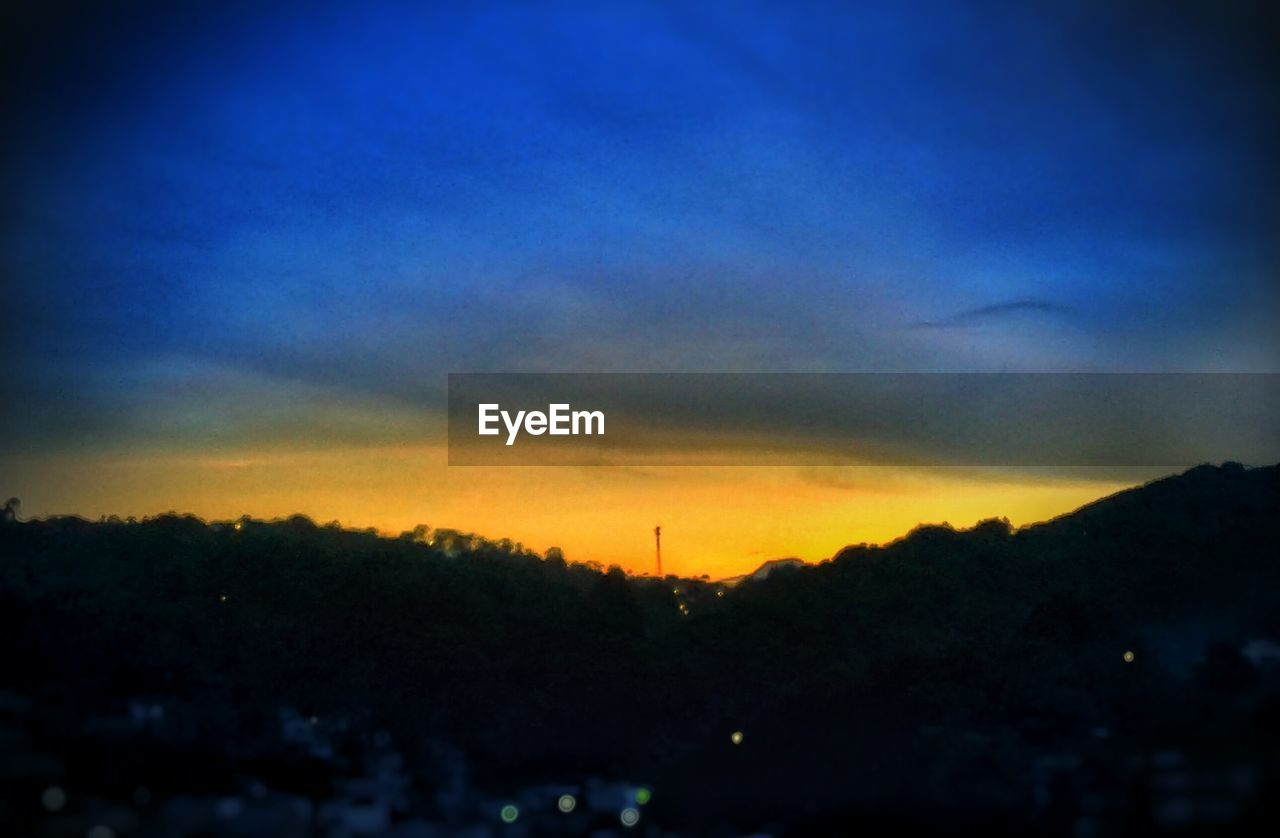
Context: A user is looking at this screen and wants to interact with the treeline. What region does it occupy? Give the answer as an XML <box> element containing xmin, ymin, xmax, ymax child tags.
<box><xmin>2</xmin><ymin>463</ymin><xmax>1279</xmax><ymax>832</ymax></box>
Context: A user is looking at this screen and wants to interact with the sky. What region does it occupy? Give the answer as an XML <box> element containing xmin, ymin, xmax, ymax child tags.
<box><xmin>2</xmin><ymin>0</ymin><xmax>1277</xmax><ymax>576</ymax></box>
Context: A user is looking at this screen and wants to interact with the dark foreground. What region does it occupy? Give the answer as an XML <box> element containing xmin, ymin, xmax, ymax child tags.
<box><xmin>2</xmin><ymin>463</ymin><xmax>1279</xmax><ymax>836</ymax></box>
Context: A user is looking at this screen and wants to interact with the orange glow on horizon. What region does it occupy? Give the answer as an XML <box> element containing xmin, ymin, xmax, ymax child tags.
<box><xmin>3</xmin><ymin>444</ymin><xmax>1148</xmax><ymax>579</ymax></box>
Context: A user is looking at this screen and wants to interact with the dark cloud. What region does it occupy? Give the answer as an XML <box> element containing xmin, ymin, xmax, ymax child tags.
<box><xmin>909</xmin><ymin>299</ymin><xmax>1071</xmax><ymax>330</ymax></box>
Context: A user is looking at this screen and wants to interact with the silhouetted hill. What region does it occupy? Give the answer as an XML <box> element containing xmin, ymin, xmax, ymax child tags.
<box><xmin>720</xmin><ymin>556</ymin><xmax>805</xmax><ymax>585</ymax></box>
<box><xmin>2</xmin><ymin>463</ymin><xmax>1278</xmax><ymax>834</ymax></box>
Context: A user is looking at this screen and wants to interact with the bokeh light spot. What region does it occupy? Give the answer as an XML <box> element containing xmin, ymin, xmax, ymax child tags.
<box><xmin>557</xmin><ymin>794</ymin><xmax>576</xmax><ymax>813</ymax></box>
<box><xmin>41</xmin><ymin>786</ymin><xmax>67</xmax><ymax>812</ymax></box>
<box><xmin>620</xmin><ymin>807</ymin><xmax>640</xmax><ymax>827</ymax></box>
<box><xmin>500</xmin><ymin>804</ymin><xmax>519</xmax><ymax>823</ymax></box>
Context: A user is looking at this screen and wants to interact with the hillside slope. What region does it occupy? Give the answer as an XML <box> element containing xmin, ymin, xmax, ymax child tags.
<box><xmin>2</xmin><ymin>463</ymin><xmax>1278</xmax><ymax>834</ymax></box>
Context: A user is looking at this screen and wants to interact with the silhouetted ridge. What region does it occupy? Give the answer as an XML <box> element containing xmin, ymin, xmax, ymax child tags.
<box><xmin>2</xmin><ymin>463</ymin><xmax>1278</xmax><ymax>833</ymax></box>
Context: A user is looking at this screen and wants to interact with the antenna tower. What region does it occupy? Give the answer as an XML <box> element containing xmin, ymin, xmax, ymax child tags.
<box><xmin>654</xmin><ymin>525</ymin><xmax>662</xmax><ymax>577</ymax></box>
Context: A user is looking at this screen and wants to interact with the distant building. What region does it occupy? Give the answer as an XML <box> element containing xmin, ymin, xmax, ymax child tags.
<box><xmin>1241</xmin><ymin>638</ymin><xmax>1280</xmax><ymax>668</ymax></box>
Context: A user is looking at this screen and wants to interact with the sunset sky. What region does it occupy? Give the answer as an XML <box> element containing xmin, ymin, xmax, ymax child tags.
<box><xmin>2</xmin><ymin>1</ymin><xmax>1276</xmax><ymax>577</ymax></box>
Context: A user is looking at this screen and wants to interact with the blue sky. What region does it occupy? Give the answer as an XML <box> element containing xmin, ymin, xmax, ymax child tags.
<box><xmin>2</xmin><ymin>0</ymin><xmax>1277</xmax><ymax>454</ymax></box>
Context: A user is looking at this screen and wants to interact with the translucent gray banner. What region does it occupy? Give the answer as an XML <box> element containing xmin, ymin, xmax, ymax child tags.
<box><xmin>447</xmin><ymin>373</ymin><xmax>1279</xmax><ymax>466</ymax></box>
